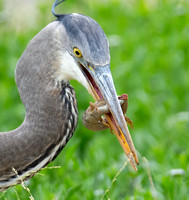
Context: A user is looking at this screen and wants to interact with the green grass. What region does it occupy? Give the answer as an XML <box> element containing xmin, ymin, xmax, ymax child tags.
<box><xmin>0</xmin><ymin>0</ymin><xmax>189</xmax><ymax>199</ymax></box>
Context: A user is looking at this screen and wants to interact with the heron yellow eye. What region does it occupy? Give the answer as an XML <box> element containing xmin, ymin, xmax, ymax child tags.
<box><xmin>73</xmin><ymin>47</ymin><xmax>82</xmax><ymax>58</ymax></box>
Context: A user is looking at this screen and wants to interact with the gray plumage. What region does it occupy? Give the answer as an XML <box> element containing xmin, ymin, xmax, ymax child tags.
<box><xmin>0</xmin><ymin>13</ymin><xmax>109</xmax><ymax>190</ymax></box>
<box><xmin>60</xmin><ymin>14</ymin><xmax>110</xmax><ymax>64</ymax></box>
<box><xmin>0</xmin><ymin>0</ymin><xmax>139</xmax><ymax>191</ymax></box>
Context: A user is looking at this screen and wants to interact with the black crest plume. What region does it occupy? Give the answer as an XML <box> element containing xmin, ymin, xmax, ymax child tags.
<box><xmin>52</xmin><ymin>0</ymin><xmax>66</xmax><ymax>18</ymax></box>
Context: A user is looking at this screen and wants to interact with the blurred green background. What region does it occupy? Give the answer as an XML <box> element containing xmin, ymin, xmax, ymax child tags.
<box><xmin>0</xmin><ymin>0</ymin><xmax>189</xmax><ymax>199</ymax></box>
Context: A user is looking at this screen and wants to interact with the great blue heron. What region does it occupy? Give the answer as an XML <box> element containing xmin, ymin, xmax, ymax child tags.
<box><xmin>0</xmin><ymin>0</ymin><xmax>138</xmax><ymax>191</ymax></box>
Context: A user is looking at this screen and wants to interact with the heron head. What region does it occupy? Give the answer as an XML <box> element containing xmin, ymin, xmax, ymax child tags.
<box><xmin>58</xmin><ymin>13</ymin><xmax>110</xmax><ymax>98</ymax></box>
<box><xmin>60</xmin><ymin>13</ymin><xmax>110</xmax><ymax>65</ymax></box>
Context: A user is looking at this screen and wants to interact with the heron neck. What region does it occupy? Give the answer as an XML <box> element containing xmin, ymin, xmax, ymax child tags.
<box><xmin>0</xmin><ymin>80</ymin><xmax>78</xmax><ymax>191</ymax></box>
<box><xmin>0</xmin><ymin>22</ymin><xmax>78</xmax><ymax>190</ymax></box>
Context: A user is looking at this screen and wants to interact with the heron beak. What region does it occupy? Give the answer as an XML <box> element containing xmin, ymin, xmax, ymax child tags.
<box><xmin>80</xmin><ymin>63</ymin><xmax>139</xmax><ymax>170</ymax></box>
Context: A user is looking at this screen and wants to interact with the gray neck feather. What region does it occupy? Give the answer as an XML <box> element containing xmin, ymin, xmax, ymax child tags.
<box><xmin>0</xmin><ymin>21</ymin><xmax>78</xmax><ymax>190</ymax></box>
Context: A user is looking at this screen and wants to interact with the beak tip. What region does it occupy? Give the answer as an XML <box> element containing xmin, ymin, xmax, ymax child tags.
<box><xmin>128</xmin><ymin>153</ymin><xmax>139</xmax><ymax>171</ymax></box>
<box><xmin>132</xmin><ymin>163</ymin><xmax>138</xmax><ymax>172</ymax></box>
<box><xmin>134</xmin><ymin>153</ymin><xmax>139</xmax><ymax>165</ymax></box>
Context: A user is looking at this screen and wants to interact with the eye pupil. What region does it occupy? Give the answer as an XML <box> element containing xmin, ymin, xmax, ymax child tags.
<box><xmin>75</xmin><ymin>51</ymin><xmax>80</xmax><ymax>55</ymax></box>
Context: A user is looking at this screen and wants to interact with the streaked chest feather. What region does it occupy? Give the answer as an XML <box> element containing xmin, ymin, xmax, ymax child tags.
<box><xmin>0</xmin><ymin>82</ymin><xmax>78</xmax><ymax>191</ymax></box>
